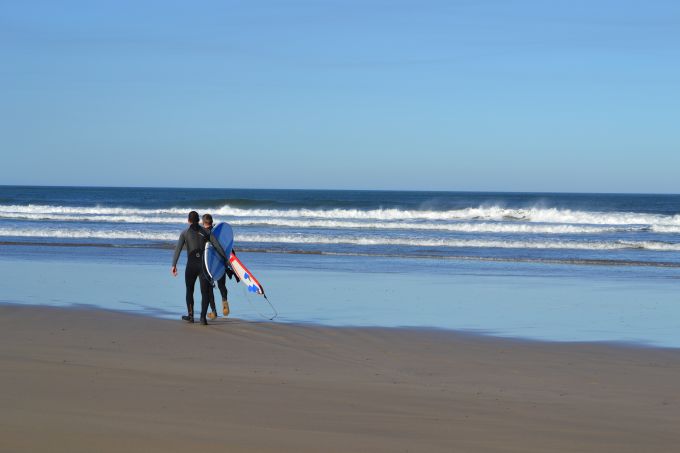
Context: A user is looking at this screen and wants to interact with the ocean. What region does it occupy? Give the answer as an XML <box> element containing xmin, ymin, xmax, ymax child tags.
<box><xmin>1</xmin><ymin>186</ymin><xmax>679</xmax><ymax>346</ymax></box>
<box><xmin>2</xmin><ymin>186</ymin><xmax>680</xmax><ymax>265</ymax></box>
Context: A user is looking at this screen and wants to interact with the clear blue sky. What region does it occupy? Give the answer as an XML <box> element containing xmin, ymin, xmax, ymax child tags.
<box><xmin>1</xmin><ymin>1</ymin><xmax>679</xmax><ymax>192</ymax></box>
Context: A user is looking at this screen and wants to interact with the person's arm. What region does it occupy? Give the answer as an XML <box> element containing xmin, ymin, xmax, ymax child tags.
<box><xmin>171</xmin><ymin>231</ymin><xmax>185</xmax><ymax>275</ymax></box>
<box><xmin>226</xmin><ymin>248</ymin><xmax>239</xmax><ymax>280</ymax></box>
<box><xmin>226</xmin><ymin>263</ymin><xmax>240</xmax><ymax>282</ymax></box>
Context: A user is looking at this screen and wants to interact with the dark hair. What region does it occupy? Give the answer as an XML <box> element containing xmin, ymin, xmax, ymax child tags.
<box><xmin>188</xmin><ymin>211</ymin><xmax>199</xmax><ymax>224</ymax></box>
<box><xmin>202</xmin><ymin>213</ymin><xmax>213</xmax><ymax>225</ymax></box>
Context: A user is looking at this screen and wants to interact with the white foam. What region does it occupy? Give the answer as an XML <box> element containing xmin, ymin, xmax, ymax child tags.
<box><xmin>213</xmin><ymin>205</ymin><xmax>680</xmax><ymax>225</ymax></box>
<box><xmin>229</xmin><ymin>219</ymin><xmax>627</xmax><ymax>234</ymax></box>
<box><xmin>209</xmin><ymin>205</ymin><xmax>680</xmax><ymax>226</ymax></box>
<box><xmin>1</xmin><ymin>228</ymin><xmax>679</xmax><ymax>251</ymax></box>
<box><xmin>236</xmin><ymin>234</ymin><xmax>680</xmax><ymax>251</ymax></box>
<box><xmin>0</xmin><ymin>211</ymin><xmax>637</xmax><ymax>234</ymax></box>
<box><xmin>650</xmin><ymin>225</ymin><xmax>680</xmax><ymax>234</ymax></box>
<box><xmin>0</xmin><ymin>228</ymin><xmax>177</xmax><ymax>241</ymax></box>
<box><xmin>0</xmin><ymin>212</ymin><xmax>182</xmax><ymax>224</ymax></box>
<box><xmin>1</xmin><ymin>204</ymin><xmax>679</xmax><ymax>230</ymax></box>
<box><xmin>0</xmin><ymin>204</ymin><xmax>186</xmax><ymax>216</ymax></box>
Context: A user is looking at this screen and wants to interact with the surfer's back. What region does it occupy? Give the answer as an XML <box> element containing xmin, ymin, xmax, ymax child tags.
<box><xmin>172</xmin><ymin>223</ymin><xmax>208</xmax><ymax>266</ymax></box>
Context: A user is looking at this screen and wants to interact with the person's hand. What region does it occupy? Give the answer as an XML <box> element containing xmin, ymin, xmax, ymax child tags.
<box><xmin>171</xmin><ymin>265</ymin><xmax>177</xmax><ymax>277</ymax></box>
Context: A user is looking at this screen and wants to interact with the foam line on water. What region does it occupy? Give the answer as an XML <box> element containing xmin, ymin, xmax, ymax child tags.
<box><xmin>2</xmin><ymin>204</ymin><xmax>680</xmax><ymax>228</ymax></box>
<box><xmin>0</xmin><ymin>212</ymin><xmax>660</xmax><ymax>234</ymax></box>
<box><xmin>1</xmin><ymin>228</ymin><xmax>679</xmax><ymax>251</ymax></box>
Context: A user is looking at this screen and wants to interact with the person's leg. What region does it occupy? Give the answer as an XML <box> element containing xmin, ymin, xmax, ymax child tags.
<box><xmin>206</xmin><ymin>278</ymin><xmax>218</xmax><ymax>320</ymax></box>
<box><xmin>218</xmin><ymin>275</ymin><xmax>229</xmax><ymax>316</ymax></box>
<box><xmin>217</xmin><ymin>275</ymin><xmax>228</xmax><ymax>300</ymax></box>
<box><xmin>183</xmin><ymin>264</ymin><xmax>198</xmax><ymax>322</ymax></box>
<box><xmin>199</xmin><ymin>274</ymin><xmax>211</xmax><ymax>324</ymax></box>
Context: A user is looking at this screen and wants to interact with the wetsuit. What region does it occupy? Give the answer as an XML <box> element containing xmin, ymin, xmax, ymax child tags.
<box><xmin>172</xmin><ymin>223</ymin><xmax>228</xmax><ymax>321</ymax></box>
<box><xmin>208</xmin><ymin>266</ymin><xmax>229</xmax><ymax>314</ymax></box>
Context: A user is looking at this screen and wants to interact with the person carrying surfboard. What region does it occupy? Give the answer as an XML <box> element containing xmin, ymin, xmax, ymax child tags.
<box><xmin>171</xmin><ymin>211</ymin><xmax>229</xmax><ymax>325</ymax></box>
<box><xmin>201</xmin><ymin>214</ymin><xmax>237</xmax><ymax>320</ymax></box>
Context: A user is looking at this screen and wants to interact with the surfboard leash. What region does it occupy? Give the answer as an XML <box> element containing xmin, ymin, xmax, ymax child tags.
<box><xmin>241</xmin><ymin>286</ymin><xmax>279</xmax><ymax>321</ymax></box>
<box><xmin>263</xmin><ymin>294</ymin><xmax>279</xmax><ymax>320</ymax></box>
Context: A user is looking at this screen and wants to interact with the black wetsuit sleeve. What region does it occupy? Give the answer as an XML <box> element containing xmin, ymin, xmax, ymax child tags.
<box><xmin>172</xmin><ymin>231</ymin><xmax>186</xmax><ymax>267</ymax></box>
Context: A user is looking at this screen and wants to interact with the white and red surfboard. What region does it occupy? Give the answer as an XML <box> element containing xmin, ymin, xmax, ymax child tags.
<box><xmin>229</xmin><ymin>252</ymin><xmax>265</xmax><ymax>296</ymax></box>
<box><xmin>228</xmin><ymin>251</ymin><xmax>278</xmax><ymax>319</ymax></box>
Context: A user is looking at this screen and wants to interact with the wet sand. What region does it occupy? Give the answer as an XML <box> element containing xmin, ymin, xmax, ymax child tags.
<box><xmin>1</xmin><ymin>305</ymin><xmax>679</xmax><ymax>452</ymax></box>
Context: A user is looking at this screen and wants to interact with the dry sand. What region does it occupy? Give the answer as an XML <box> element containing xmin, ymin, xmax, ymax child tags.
<box><xmin>1</xmin><ymin>305</ymin><xmax>679</xmax><ymax>452</ymax></box>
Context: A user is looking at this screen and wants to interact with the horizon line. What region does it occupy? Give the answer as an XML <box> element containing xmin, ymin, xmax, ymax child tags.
<box><xmin>1</xmin><ymin>184</ymin><xmax>678</xmax><ymax>197</ymax></box>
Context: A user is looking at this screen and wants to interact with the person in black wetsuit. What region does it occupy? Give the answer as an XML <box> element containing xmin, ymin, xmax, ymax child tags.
<box><xmin>201</xmin><ymin>214</ymin><xmax>235</xmax><ymax>320</ymax></box>
<box><xmin>171</xmin><ymin>211</ymin><xmax>228</xmax><ymax>325</ymax></box>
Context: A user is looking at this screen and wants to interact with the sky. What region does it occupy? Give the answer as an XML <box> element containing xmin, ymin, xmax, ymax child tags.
<box><xmin>1</xmin><ymin>0</ymin><xmax>679</xmax><ymax>193</ymax></box>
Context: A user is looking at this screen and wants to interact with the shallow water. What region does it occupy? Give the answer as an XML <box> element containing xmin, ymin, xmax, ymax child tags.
<box><xmin>2</xmin><ymin>245</ymin><xmax>679</xmax><ymax>348</ymax></box>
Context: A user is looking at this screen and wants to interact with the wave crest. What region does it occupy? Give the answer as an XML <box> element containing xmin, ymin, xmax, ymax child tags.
<box><xmin>1</xmin><ymin>203</ymin><xmax>680</xmax><ymax>227</ymax></box>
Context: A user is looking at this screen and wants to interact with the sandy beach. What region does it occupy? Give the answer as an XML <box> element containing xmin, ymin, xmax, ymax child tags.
<box><xmin>1</xmin><ymin>305</ymin><xmax>678</xmax><ymax>452</ymax></box>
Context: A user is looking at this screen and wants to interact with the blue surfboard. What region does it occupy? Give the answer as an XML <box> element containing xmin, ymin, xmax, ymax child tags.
<box><xmin>204</xmin><ymin>222</ymin><xmax>234</xmax><ymax>282</ymax></box>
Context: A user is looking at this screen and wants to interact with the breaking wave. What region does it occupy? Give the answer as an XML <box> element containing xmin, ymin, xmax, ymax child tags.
<box><xmin>1</xmin><ymin>228</ymin><xmax>679</xmax><ymax>251</ymax></box>
<box><xmin>0</xmin><ymin>212</ymin><xmax>655</xmax><ymax>234</ymax></box>
<box><xmin>1</xmin><ymin>204</ymin><xmax>680</xmax><ymax>228</ymax></box>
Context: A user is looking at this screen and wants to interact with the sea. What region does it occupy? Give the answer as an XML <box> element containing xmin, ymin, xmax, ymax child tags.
<box><xmin>1</xmin><ymin>186</ymin><xmax>679</xmax><ymax>347</ymax></box>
